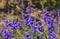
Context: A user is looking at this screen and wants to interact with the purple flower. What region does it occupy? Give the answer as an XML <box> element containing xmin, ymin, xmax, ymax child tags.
<box><xmin>26</xmin><ymin>7</ymin><xmax>31</xmax><ymax>13</ymax></box>
<box><xmin>50</xmin><ymin>32</ymin><xmax>56</xmax><ymax>38</ymax></box>
<box><xmin>13</xmin><ymin>20</ymin><xmax>22</xmax><ymax>29</ymax></box>
<box><xmin>28</xmin><ymin>2</ymin><xmax>30</xmax><ymax>6</ymax></box>
<box><xmin>28</xmin><ymin>16</ymin><xmax>34</xmax><ymax>25</ymax></box>
<box><xmin>44</xmin><ymin>10</ymin><xmax>50</xmax><ymax>17</ymax></box>
<box><xmin>48</xmin><ymin>31</ymin><xmax>57</xmax><ymax>39</ymax></box>
<box><xmin>28</xmin><ymin>16</ymin><xmax>34</xmax><ymax>22</ymax></box>
<box><xmin>24</xmin><ymin>20</ymin><xmax>31</xmax><ymax>28</ymax></box>
<box><xmin>48</xmin><ymin>36</ymin><xmax>53</xmax><ymax>39</ymax></box>
<box><xmin>44</xmin><ymin>16</ymin><xmax>54</xmax><ymax>24</ymax></box>
<box><xmin>16</xmin><ymin>22</ymin><xmax>22</xmax><ymax>29</ymax></box>
<box><xmin>47</xmin><ymin>24</ymin><xmax>54</xmax><ymax>29</ymax></box>
<box><xmin>43</xmin><ymin>11</ymin><xmax>52</xmax><ymax>24</ymax></box>
<box><xmin>44</xmin><ymin>10</ymin><xmax>57</xmax><ymax>39</ymax></box>
<box><xmin>24</xmin><ymin>32</ymin><xmax>31</xmax><ymax>39</ymax></box>
<box><xmin>57</xmin><ymin>9</ymin><xmax>60</xmax><ymax>16</ymax></box>
<box><xmin>22</xmin><ymin>13</ymin><xmax>29</xmax><ymax>20</ymax></box>
<box><xmin>5</xmin><ymin>20</ymin><xmax>13</xmax><ymax>27</ymax></box>
<box><xmin>31</xmin><ymin>24</ymin><xmax>37</xmax><ymax>34</ymax></box>
<box><xmin>24</xmin><ymin>16</ymin><xmax>34</xmax><ymax>28</ymax></box>
<box><xmin>13</xmin><ymin>19</ymin><xmax>18</xmax><ymax>24</ymax></box>
<box><xmin>26</xmin><ymin>2</ymin><xmax>32</xmax><ymax>13</ymax></box>
<box><xmin>13</xmin><ymin>20</ymin><xmax>18</xmax><ymax>28</ymax></box>
<box><xmin>48</xmin><ymin>28</ymin><xmax>54</xmax><ymax>33</ymax></box>
<box><xmin>38</xmin><ymin>26</ymin><xmax>44</xmax><ymax>32</ymax></box>
<box><xmin>1</xmin><ymin>28</ymin><xmax>14</xmax><ymax>39</ymax></box>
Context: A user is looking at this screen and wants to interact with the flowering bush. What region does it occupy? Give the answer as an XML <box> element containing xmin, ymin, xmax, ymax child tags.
<box><xmin>0</xmin><ymin>0</ymin><xmax>60</xmax><ymax>39</ymax></box>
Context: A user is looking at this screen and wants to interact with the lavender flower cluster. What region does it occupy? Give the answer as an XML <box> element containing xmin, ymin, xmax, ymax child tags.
<box><xmin>1</xmin><ymin>1</ymin><xmax>60</xmax><ymax>39</ymax></box>
<box><xmin>0</xmin><ymin>28</ymin><xmax>14</xmax><ymax>39</ymax></box>
<box><xmin>44</xmin><ymin>11</ymin><xmax>57</xmax><ymax>39</ymax></box>
<box><xmin>22</xmin><ymin>12</ymin><xmax>45</xmax><ymax>39</ymax></box>
<box><xmin>5</xmin><ymin>19</ymin><xmax>22</xmax><ymax>29</ymax></box>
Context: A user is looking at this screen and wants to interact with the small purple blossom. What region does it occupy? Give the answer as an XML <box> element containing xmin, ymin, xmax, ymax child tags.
<box><xmin>57</xmin><ymin>9</ymin><xmax>60</xmax><ymax>16</ymax></box>
<box><xmin>22</xmin><ymin>13</ymin><xmax>29</xmax><ymax>20</ymax></box>
<box><xmin>5</xmin><ymin>20</ymin><xmax>13</xmax><ymax>27</ymax></box>
<box><xmin>44</xmin><ymin>11</ymin><xmax>50</xmax><ymax>17</ymax></box>
<box><xmin>48</xmin><ymin>33</ymin><xmax>57</xmax><ymax>39</ymax></box>
<box><xmin>31</xmin><ymin>24</ymin><xmax>37</xmax><ymax>34</ymax></box>
<box><xmin>26</xmin><ymin>2</ymin><xmax>32</xmax><ymax>13</ymax></box>
<box><xmin>47</xmin><ymin>24</ymin><xmax>54</xmax><ymax>29</ymax></box>
<box><xmin>13</xmin><ymin>20</ymin><xmax>22</xmax><ymax>29</ymax></box>
<box><xmin>38</xmin><ymin>25</ymin><xmax>44</xmax><ymax>32</ymax></box>
<box><xmin>24</xmin><ymin>16</ymin><xmax>34</xmax><ymax>28</ymax></box>
<box><xmin>1</xmin><ymin>28</ymin><xmax>14</xmax><ymax>39</ymax></box>
<box><xmin>24</xmin><ymin>32</ymin><xmax>31</xmax><ymax>39</ymax></box>
<box><xmin>50</xmin><ymin>32</ymin><xmax>56</xmax><ymax>38</ymax></box>
<box><xmin>48</xmin><ymin>35</ymin><xmax>53</xmax><ymax>39</ymax></box>
<box><xmin>5</xmin><ymin>19</ymin><xmax>22</xmax><ymax>29</ymax></box>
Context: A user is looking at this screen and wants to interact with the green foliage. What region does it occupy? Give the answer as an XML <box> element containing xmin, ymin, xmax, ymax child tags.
<box><xmin>31</xmin><ymin>0</ymin><xmax>60</xmax><ymax>10</ymax></box>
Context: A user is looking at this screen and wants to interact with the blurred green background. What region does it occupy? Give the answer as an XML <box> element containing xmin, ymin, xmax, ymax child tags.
<box><xmin>28</xmin><ymin>0</ymin><xmax>60</xmax><ymax>10</ymax></box>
